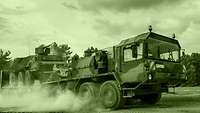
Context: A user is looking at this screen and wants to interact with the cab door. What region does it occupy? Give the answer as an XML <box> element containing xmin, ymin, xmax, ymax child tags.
<box><xmin>121</xmin><ymin>44</ymin><xmax>138</xmax><ymax>72</ymax></box>
<box><xmin>120</xmin><ymin>43</ymin><xmax>145</xmax><ymax>82</ymax></box>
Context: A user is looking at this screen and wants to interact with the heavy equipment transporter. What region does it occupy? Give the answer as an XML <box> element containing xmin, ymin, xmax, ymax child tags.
<box><xmin>0</xmin><ymin>27</ymin><xmax>186</xmax><ymax>109</ymax></box>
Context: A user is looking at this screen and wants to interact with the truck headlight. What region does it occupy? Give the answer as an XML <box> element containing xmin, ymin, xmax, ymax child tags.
<box><xmin>148</xmin><ymin>74</ymin><xmax>153</xmax><ymax>80</ymax></box>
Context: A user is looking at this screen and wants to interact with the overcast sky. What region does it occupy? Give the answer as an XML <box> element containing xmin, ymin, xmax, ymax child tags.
<box><xmin>0</xmin><ymin>0</ymin><xmax>199</xmax><ymax>58</ymax></box>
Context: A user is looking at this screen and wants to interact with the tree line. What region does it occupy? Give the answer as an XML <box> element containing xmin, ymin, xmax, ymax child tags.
<box><xmin>181</xmin><ymin>53</ymin><xmax>200</xmax><ymax>86</ymax></box>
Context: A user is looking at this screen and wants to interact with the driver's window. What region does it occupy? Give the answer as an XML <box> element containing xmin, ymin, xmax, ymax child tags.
<box><xmin>124</xmin><ymin>48</ymin><xmax>136</xmax><ymax>62</ymax></box>
<box><xmin>124</xmin><ymin>43</ymin><xmax>143</xmax><ymax>62</ymax></box>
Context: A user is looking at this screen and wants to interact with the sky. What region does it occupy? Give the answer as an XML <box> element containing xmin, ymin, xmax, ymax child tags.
<box><xmin>0</xmin><ymin>0</ymin><xmax>200</xmax><ymax>58</ymax></box>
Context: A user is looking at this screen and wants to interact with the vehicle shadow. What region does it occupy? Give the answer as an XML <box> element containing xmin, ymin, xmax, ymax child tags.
<box><xmin>122</xmin><ymin>94</ymin><xmax>200</xmax><ymax>109</ymax></box>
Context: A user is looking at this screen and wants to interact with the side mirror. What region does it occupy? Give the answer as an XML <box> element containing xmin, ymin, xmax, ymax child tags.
<box><xmin>181</xmin><ymin>49</ymin><xmax>186</xmax><ymax>57</ymax></box>
<box><xmin>132</xmin><ymin>46</ymin><xmax>137</xmax><ymax>58</ymax></box>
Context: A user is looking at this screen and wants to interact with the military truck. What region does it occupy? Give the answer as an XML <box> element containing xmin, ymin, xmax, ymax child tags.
<box><xmin>42</xmin><ymin>27</ymin><xmax>186</xmax><ymax>109</ymax></box>
<box><xmin>0</xmin><ymin>27</ymin><xmax>186</xmax><ymax>109</ymax></box>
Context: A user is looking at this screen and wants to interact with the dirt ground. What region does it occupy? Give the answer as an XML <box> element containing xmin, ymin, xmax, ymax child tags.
<box><xmin>98</xmin><ymin>87</ymin><xmax>200</xmax><ymax>113</ymax></box>
<box><xmin>1</xmin><ymin>87</ymin><xmax>200</xmax><ymax>113</ymax></box>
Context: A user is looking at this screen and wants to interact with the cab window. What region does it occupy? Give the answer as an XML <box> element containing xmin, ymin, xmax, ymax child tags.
<box><xmin>124</xmin><ymin>47</ymin><xmax>136</xmax><ymax>62</ymax></box>
<box><xmin>147</xmin><ymin>38</ymin><xmax>180</xmax><ymax>61</ymax></box>
<box><xmin>123</xmin><ymin>43</ymin><xmax>143</xmax><ymax>62</ymax></box>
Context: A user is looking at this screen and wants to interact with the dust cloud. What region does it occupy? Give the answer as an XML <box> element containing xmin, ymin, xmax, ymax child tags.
<box><xmin>0</xmin><ymin>81</ymin><xmax>101</xmax><ymax>112</ymax></box>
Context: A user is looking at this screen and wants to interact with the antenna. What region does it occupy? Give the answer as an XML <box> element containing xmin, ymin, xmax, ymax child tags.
<box><xmin>172</xmin><ymin>33</ymin><xmax>176</xmax><ymax>39</ymax></box>
<box><xmin>148</xmin><ymin>25</ymin><xmax>152</xmax><ymax>32</ymax></box>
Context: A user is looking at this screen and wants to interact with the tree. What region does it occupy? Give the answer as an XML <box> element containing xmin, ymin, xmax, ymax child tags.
<box><xmin>0</xmin><ymin>49</ymin><xmax>11</xmax><ymax>70</ymax></box>
<box><xmin>181</xmin><ymin>53</ymin><xmax>200</xmax><ymax>86</ymax></box>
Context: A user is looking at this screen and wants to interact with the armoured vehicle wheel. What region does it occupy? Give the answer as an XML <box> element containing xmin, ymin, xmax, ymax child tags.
<box><xmin>78</xmin><ymin>82</ymin><xmax>98</xmax><ymax>100</ymax></box>
<box><xmin>100</xmin><ymin>80</ymin><xmax>124</xmax><ymax>109</ymax></box>
<box><xmin>25</xmin><ymin>71</ymin><xmax>32</xmax><ymax>86</ymax></box>
<box><xmin>140</xmin><ymin>93</ymin><xmax>161</xmax><ymax>104</ymax></box>
<box><xmin>18</xmin><ymin>72</ymin><xmax>24</xmax><ymax>86</ymax></box>
<box><xmin>9</xmin><ymin>72</ymin><xmax>17</xmax><ymax>87</ymax></box>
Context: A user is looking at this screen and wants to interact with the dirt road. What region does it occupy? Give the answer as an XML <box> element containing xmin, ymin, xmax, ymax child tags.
<box><xmin>1</xmin><ymin>87</ymin><xmax>200</xmax><ymax>113</ymax></box>
<box><xmin>99</xmin><ymin>87</ymin><xmax>200</xmax><ymax>113</ymax></box>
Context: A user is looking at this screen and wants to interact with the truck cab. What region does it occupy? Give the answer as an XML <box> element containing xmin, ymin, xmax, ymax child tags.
<box><xmin>116</xmin><ymin>31</ymin><xmax>184</xmax><ymax>82</ymax></box>
<box><xmin>85</xmin><ymin>29</ymin><xmax>186</xmax><ymax>109</ymax></box>
<box><xmin>113</xmin><ymin>31</ymin><xmax>185</xmax><ymax>102</ymax></box>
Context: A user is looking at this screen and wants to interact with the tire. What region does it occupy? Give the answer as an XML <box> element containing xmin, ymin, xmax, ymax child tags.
<box><xmin>99</xmin><ymin>80</ymin><xmax>124</xmax><ymax>109</ymax></box>
<box><xmin>9</xmin><ymin>72</ymin><xmax>17</xmax><ymax>87</ymax></box>
<box><xmin>18</xmin><ymin>72</ymin><xmax>24</xmax><ymax>86</ymax></box>
<box><xmin>78</xmin><ymin>82</ymin><xmax>98</xmax><ymax>101</ymax></box>
<box><xmin>140</xmin><ymin>93</ymin><xmax>161</xmax><ymax>104</ymax></box>
<box><xmin>25</xmin><ymin>71</ymin><xmax>32</xmax><ymax>86</ymax></box>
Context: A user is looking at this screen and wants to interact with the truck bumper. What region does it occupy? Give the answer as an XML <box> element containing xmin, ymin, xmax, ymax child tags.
<box><xmin>152</xmin><ymin>72</ymin><xmax>186</xmax><ymax>84</ymax></box>
<box><xmin>121</xmin><ymin>83</ymin><xmax>167</xmax><ymax>98</ymax></box>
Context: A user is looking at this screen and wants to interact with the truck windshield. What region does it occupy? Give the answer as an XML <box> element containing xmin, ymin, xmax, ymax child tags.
<box><xmin>147</xmin><ymin>38</ymin><xmax>180</xmax><ymax>62</ymax></box>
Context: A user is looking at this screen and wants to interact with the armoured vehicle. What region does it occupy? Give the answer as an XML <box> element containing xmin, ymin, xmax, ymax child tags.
<box><xmin>0</xmin><ymin>42</ymin><xmax>66</xmax><ymax>88</ymax></box>
<box><xmin>0</xmin><ymin>27</ymin><xmax>186</xmax><ymax>109</ymax></box>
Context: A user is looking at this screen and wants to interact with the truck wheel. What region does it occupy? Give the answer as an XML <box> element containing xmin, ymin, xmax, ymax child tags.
<box><xmin>100</xmin><ymin>80</ymin><xmax>124</xmax><ymax>109</ymax></box>
<box><xmin>25</xmin><ymin>71</ymin><xmax>32</xmax><ymax>86</ymax></box>
<box><xmin>78</xmin><ymin>82</ymin><xmax>98</xmax><ymax>100</ymax></box>
<box><xmin>140</xmin><ymin>93</ymin><xmax>161</xmax><ymax>104</ymax></box>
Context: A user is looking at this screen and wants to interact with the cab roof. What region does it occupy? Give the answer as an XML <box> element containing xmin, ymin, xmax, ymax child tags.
<box><xmin>118</xmin><ymin>32</ymin><xmax>181</xmax><ymax>48</ymax></box>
